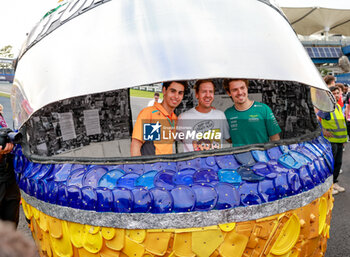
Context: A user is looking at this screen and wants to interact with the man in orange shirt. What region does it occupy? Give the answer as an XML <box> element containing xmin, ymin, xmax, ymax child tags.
<box><xmin>131</xmin><ymin>81</ymin><xmax>186</xmax><ymax>156</ymax></box>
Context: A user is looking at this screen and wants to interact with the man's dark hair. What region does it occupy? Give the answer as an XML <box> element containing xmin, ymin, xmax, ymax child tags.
<box><xmin>154</xmin><ymin>92</ymin><xmax>160</xmax><ymax>97</ymax></box>
<box><xmin>223</xmin><ymin>79</ymin><xmax>249</xmax><ymax>92</ymax></box>
<box><xmin>329</xmin><ymin>86</ymin><xmax>339</xmax><ymax>92</ymax></box>
<box><xmin>324</xmin><ymin>75</ymin><xmax>336</xmax><ymax>86</ymax></box>
<box><xmin>194</xmin><ymin>79</ymin><xmax>215</xmax><ymax>93</ymax></box>
<box><xmin>163</xmin><ymin>81</ymin><xmax>187</xmax><ymax>90</ymax></box>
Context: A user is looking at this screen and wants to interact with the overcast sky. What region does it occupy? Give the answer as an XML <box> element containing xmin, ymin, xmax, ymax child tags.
<box><xmin>0</xmin><ymin>0</ymin><xmax>59</xmax><ymax>56</ymax></box>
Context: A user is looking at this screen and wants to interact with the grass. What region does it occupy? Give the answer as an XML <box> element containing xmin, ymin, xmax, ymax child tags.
<box><xmin>0</xmin><ymin>92</ymin><xmax>10</xmax><ymax>98</ymax></box>
<box><xmin>130</xmin><ymin>89</ymin><xmax>163</xmax><ymax>99</ymax></box>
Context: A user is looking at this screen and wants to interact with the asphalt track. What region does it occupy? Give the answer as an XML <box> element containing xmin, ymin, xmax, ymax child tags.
<box><xmin>0</xmin><ymin>82</ymin><xmax>349</xmax><ymax>256</ymax></box>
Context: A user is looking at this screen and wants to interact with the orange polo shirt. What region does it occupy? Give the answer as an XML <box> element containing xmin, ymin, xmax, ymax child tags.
<box><xmin>132</xmin><ymin>102</ymin><xmax>177</xmax><ymax>155</ymax></box>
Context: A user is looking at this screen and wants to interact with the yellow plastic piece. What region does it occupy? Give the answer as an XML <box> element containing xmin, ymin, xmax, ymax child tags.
<box><xmin>105</xmin><ymin>228</ymin><xmax>125</xmax><ymax>251</ymax></box>
<box><xmin>270</xmin><ymin>213</ymin><xmax>300</xmax><ymax>255</ymax></box>
<box><xmin>173</xmin><ymin>233</ymin><xmax>195</xmax><ymax>257</ymax></box>
<box><xmin>175</xmin><ymin>225</ymin><xmax>218</xmax><ymax>233</ymax></box>
<box><xmin>144</xmin><ymin>232</ymin><xmax>172</xmax><ymax>256</ymax></box>
<box><xmin>32</xmin><ymin>207</ymin><xmax>40</xmax><ymax>220</ymax></box>
<box><xmin>49</xmin><ymin>221</ymin><xmax>73</xmax><ymax>257</ymax></box>
<box><xmin>122</xmin><ymin>236</ymin><xmax>145</xmax><ymax>257</ymax></box>
<box><xmin>78</xmin><ymin>247</ymin><xmax>98</xmax><ymax>257</ymax></box>
<box><xmin>83</xmin><ymin>229</ymin><xmax>103</xmax><ymax>253</ymax></box>
<box><xmin>85</xmin><ymin>225</ymin><xmax>101</xmax><ymax>234</ymax></box>
<box><xmin>318</xmin><ymin>197</ymin><xmax>328</xmax><ymax>235</ymax></box>
<box><xmin>68</xmin><ymin>222</ymin><xmax>85</xmax><ymax>248</ymax></box>
<box><xmin>48</xmin><ymin>217</ymin><xmax>63</xmax><ymax>239</ymax></box>
<box><xmin>39</xmin><ymin>212</ymin><xmax>49</xmax><ymax>232</ymax></box>
<box><xmin>218</xmin><ymin>231</ymin><xmax>249</xmax><ymax>257</ymax></box>
<box><xmin>100</xmin><ymin>244</ymin><xmax>120</xmax><ymax>257</ymax></box>
<box><xmin>126</xmin><ymin>229</ymin><xmax>146</xmax><ymax>243</ymax></box>
<box><xmin>219</xmin><ymin>223</ymin><xmax>236</xmax><ymax>232</ymax></box>
<box><xmin>101</xmin><ymin>227</ymin><xmax>116</xmax><ymax>240</ymax></box>
<box><xmin>192</xmin><ymin>229</ymin><xmax>224</xmax><ymax>257</ymax></box>
<box><xmin>22</xmin><ymin>201</ymin><xmax>33</xmax><ymax>219</ymax></box>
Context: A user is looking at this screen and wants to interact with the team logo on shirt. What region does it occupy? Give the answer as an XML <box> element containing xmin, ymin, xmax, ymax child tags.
<box><xmin>143</xmin><ymin>122</ymin><xmax>161</xmax><ymax>141</ymax></box>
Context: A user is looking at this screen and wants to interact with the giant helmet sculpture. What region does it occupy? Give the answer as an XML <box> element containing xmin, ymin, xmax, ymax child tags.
<box><xmin>11</xmin><ymin>0</ymin><xmax>336</xmax><ymax>256</ymax></box>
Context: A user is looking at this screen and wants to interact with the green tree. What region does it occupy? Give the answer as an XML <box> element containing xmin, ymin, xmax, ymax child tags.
<box><xmin>0</xmin><ymin>45</ymin><xmax>14</xmax><ymax>69</ymax></box>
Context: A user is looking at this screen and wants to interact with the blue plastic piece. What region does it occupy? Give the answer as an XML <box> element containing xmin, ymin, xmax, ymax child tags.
<box><xmin>279</xmin><ymin>145</ymin><xmax>290</xmax><ymax>154</ymax></box>
<box><xmin>298</xmin><ymin>166</ymin><xmax>315</xmax><ymax>191</ymax></box>
<box><xmin>289</xmin><ymin>150</ymin><xmax>311</xmax><ymax>166</ymax></box>
<box><xmin>191</xmin><ymin>184</ymin><xmax>217</xmax><ymax>211</ymax></box>
<box><xmin>36</xmin><ymin>180</ymin><xmax>48</xmax><ymax>201</ymax></box>
<box><xmin>218</xmin><ymin>169</ymin><xmax>242</xmax><ymax>185</ymax></box>
<box><xmin>81</xmin><ymin>186</ymin><xmax>97</xmax><ymax>211</ymax></box>
<box><xmin>99</xmin><ymin>169</ymin><xmax>125</xmax><ymax>189</ymax></box>
<box><xmin>112</xmin><ymin>188</ymin><xmax>133</xmax><ymax>213</ymax></box>
<box><xmin>57</xmin><ymin>184</ymin><xmax>68</xmax><ymax>207</ymax></box>
<box><xmin>252</xmin><ymin>162</ymin><xmax>276</xmax><ymax>179</ymax></box>
<box><xmin>135</xmin><ymin>170</ymin><xmax>158</xmax><ymax>189</ymax></box>
<box><xmin>83</xmin><ymin>166</ymin><xmax>108</xmax><ymax>187</ymax></box>
<box><xmin>26</xmin><ymin>163</ymin><xmax>43</xmax><ymax>179</ymax></box>
<box><xmin>154</xmin><ymin>170</ymin><xmax>176</xmax><ymax>190</ymax></box>
<box><xmin>201</xmin><ymin>157</ymin><xmax>219</xmax><ymax>171</ymax></box>
<box><xmin>172</xmin><ymin>168</ymin><xmax>196</xmax><ymax>186</ymax></box>
<box><xmin>278</xmin><ymin>154</ymin><xmax>303</xmax><ymax>169</ymax></box>
<box><xmin>267</xmin><ymin>160</ymin><xmax>291</xmax><ymax>173</ymax></box>
<box><xmin>66</xmin><ymin>168</ymin><xmax>86</xmax><ymax>187</ymax></box>
<box><xmin>51</xmin><ymin>164</ymin><xmax>72</xmax><ymax>182</ymax></box>
<box><xmin>193</xmin><ymin>168</ymin><xmax>219</xmax><ymax>184</ymax></box>
<box><xmin>46</xmin><ymin>181</ymin><xmax>58</xmax><ymax>204</ymax></box>
<box><xmin>150</xmin><ymin>188</ymin><xmax>173</xmax><ymax>213</ymax></box>
<box><xmin>307</xmin><ymin>162</ymin><xmax>321</xmax><ymax>184</ymax></box>
<box><xmin>67</xmin><ymin>185</ymin><xmax>82</xmax><ymax>209</ymax></box>
<box><xmin>116</xmin><ymin>173</ymin><xmax>140</xmax><ymax>189</ymax></box>
<box><xmin>236</xmin><ymin>166</ymin><xmax>265</xmax><ymax>182</ymax></box>
<box><xmin>235</xmin><ymin>152</ymin><xmax>256</xmax><ymax>166</ymax></box>
<box><xmin>96</xmin><ymin>188</ymin><xmax>114</xmax><ymax>212</ymax></box>
<box><xmin>239</xmin><ymin>182</ymin><xmax>262</xmax><ymax>206</ymax></box>
<box><xmin>144</xmin><ymin>162</ymin><xmax>177</xmax><ymax>173</ymax></box>
<box><xmin>171</xmin><ymin>186</ymin><xmax>196</xmax><ymax>212</ymax></box>
<box><xmin>267</xmin><ymin>147</ymin><xmax>283</xmax><ymax>160</ymax></box>
<box><xmin>177</xmin><ymin>158</ymin><xmax>201</xmax><ymax>170</ymax></box>
<box><xmin>22</xmin><ymin>162</ymin><xmax>34</xmax><ymax>178</ymax></box>
<box><xmin>274</xmin><ymin>173</ymin><xmax>290</xmax><ymax>197</ymax></box>
<box><xmin>251</xmin><ymin>150</ymin><xmax>269</xmax><ymax>163</ymax></box>
<box><xmin>287</xmin><ymin>172</ymin><xmax>302</xmax><ymax>194</ymax></box>
<box><xmin>258</xmin><ymin>179</ymin><xmax>277</xmax><ymax>202</ymax></box>
<box><xmin>132</xmin><ymin>187</ymin><xmax>153</xmax><ymax>213</ymax></box>
<box><xmin>31</xmin><ymin>164</ymin><xmax>53</xmax><ymax>181</ymax></box>
<box><xmin>124</xmin><ymin>164</ymin><xmax>144</xmax><ymax>175</ymax></box>
<box><xmin>214</xmin><ymin>183</ymin><xmax>240</xmax><ymax>209</ymax></box>
<box><xmin>215</xmin><ymin>155</ymin><xmax>240</xmax><ymax>169</ymax></box>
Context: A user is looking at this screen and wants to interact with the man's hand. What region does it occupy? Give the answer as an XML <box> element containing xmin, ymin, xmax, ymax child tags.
<box><xmin>0</xmin><ymin>143</ymin><xmax>14</xmax><ymax>155</ymax></box>
<box><xmin>323</xmin><ymin>129</ymin><xmax>333</xmax><ymax>138</ymax></box>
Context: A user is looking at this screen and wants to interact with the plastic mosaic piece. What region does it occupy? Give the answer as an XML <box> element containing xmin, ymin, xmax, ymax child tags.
<box><xmin>236</xmin><ymin>166</ymin><xmax>265</xmax><ymax>182</ymax></box>
<box><xmin>274</xmin><ymin>173</ymin><xmax>290</xmax><ymax>197</ymax></box>
<box><xmin>144</xmin><ymin>232</ymin><xmax>172</xmax><ymax>256</ymax></box>
<box><xmin>192</xmin><ymin>229</ymin><xmax>224</xmax><ymax>257</ymax></box>
<box><xmin>251</xmin><ymin>150</ymin><xmax>269</xmax><ymax>163</ymax></box>
<box><xmin>154</xmin><ymin>170</ymin><xmax>176</xmax><ymax>190</ymax></box>
<box><xmin>81</xmin><ymin>187</ymin><xmax>97</xmax><ymax>211</ymax></box>
<box><xmin>96</xmin><ymin>188</ymin><xmax>114</xmax><ymax>212</ymax></box>
<box><xmin>49</xmin><ymin>221</ymin><xmax>73</xmax><ymax>257</ymax></box>
<box><xmin>278</xmin><ymin>154</ymin><xmax>303</xmax><ymax>169</ymax></box>
<box><xmin>235</xmin><ymin>152</ymin><xmax>256</xmax><ymax>166</ymax></box>
<box><xmin>287</xmin><ymin>172</ymin><xmax>302</xmax><ymax>194</ymax></box>
<box><xmin>218</xmin><ymin>169</ymin><xmax>242</xmax><ymax>185</ymax></box>
<box><xmin>122</xmin><ymin>236</ymin><xmax>145</xmax><ymax>257</ymax></box>
<box><xmin>126</xmin><ymin>229</ymin><xmax>146</xmax><ymax>243</ymax></box>
<box><xmin>214</xmin><ymin>183</ymin><xmax>240</xmax><ymax>209</ymax></box>
<box><xmin>193</xmin><ymin>168</ymin><xmax>219</xmax><ymax>184</ymax></box>
<box><xmin>171</xmin><ymin>186</ymin><xmax>196</xmax><ymax>212</ymax></box>
<box><xmin>132</xmin><ymin>187</ymin><xmax>153</xmax><ymax>213</ymax></box>
<box><xmin>83</xmin><ymin>228</ymin><xmax>103</xmax><ymax>253</ymax></box>
<box><xmin>177</xmin><ymin>158</ymin><xmax>202</xmax><ymax>170</ymax></box>
<box><xmin>149</xmin><ymin>187</ymin><xmax>173</xmax><ymax>213</ymax></box>
<box><xmin>191</xmin><ymin>184</ymin><xmax>218</xmax><ymax>211</ymax></box>
<box><xmin>67</xmin><ymin>185</ymin><xmax>82</xmax><ymax>209</ymax></box>
<box><xmin>116</xmin><ymin>173</ymin><xmax>140</xmax><ymax>189</ymax></box>
<box><xmin>267</xmin><ymin>147</ymin><xmax>284</xmax><ymax>160</ymax></box>
<box><xmin>252</xmin><ymin>162</ymin><xmax>277</xmax><ymax>179</ymax></box>
<box><xmin>67</xmin><ymin>168</ymin><xmax>86</xmax><ymax>187</ymax></box>
<box><xmin>124</xmin><ymin>164</ymin><xmax>144</xmax><ymax>175</ymax></box>
<box><xmin>105</xmin><ymin>229</ymin><xmax>125</xmax><ymax>251</ymax></box>
<box><xmin>135</xmin><ymin>170</ymin><xmax>158</xmax><ymax>189</ymax></box>
<box><xmin>258</xmin><ymin>179</ymin><xmax>277</xmax><ymax>202</ymax></box>
<box><xmin>48</xmin><ymin>164</ymin><xmax>72</xmax><ymax>182</ymax></box>
<box><xmin>112</xmin><ymin>188</ymin><xmax>133</xmax><ymax>213</ymax></box>
<box><xmin>98</xmin><ymin>169</ymin><xmax>125</xmax><ymax>189</ymax></box>
<box><xmin>173</xmin><ymin>168</ymin><xmax>197</xmax><ymax>186</ymax></box>
<box><xmin>57</xmin><ymin>184</ymin><xmax>68</xmax><ymax>207</ymax></box>
<box><xmin>239</xmin><ymin>182</ymin><xmax>262</xmax><ymax>206</ymax></box>
<box><xmin>215</xmin><ymin>155</ymin><xmax>240</xmax><ymax>169</ymax></box>
<box><xmin>101</xmin><ymin>227</ymin><xmax>116</xmax><ymax>240</ymax></box>
<box><xmin>173</xmin><ymin>233</ymin><xmax>195</xmax><ymax>257</ymax></box>
<box><xmin>83</xmin><ymin>167</ymin><xmax>108</xmax><ymax>187</ymax></box>
<box><xmin>298</xmin><ymin>166</ymin><xmax>315</xmax><ymax>191</ymax></box>
<box><xmin>270</xmin><ymin>214</ymin><xmax>300</xmax><ymax>255</ymax></box>
<box><xmin>68</xmin><ymin>222</ymin><xmax>85</xmax><ymax>248</ymax></box>
<box><xmin>31</xmin><ymin>164</ymin><xmax>53</xmax><ymax>180</ymax></box>
<box><xmin>144</xmin><ymin>162</ymin><xmax>177</xmax><ymax>173</ymax></box>
<box><xmin>218</xmin><ymin>231</ymin><xmax>249</xmax><ymax>257</ymax></box>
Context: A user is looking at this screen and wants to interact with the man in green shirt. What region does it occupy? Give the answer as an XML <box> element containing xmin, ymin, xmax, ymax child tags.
<box><xmin>224</xmin><ymin>79</ymin><xmax>281</xmax><ymax>147</ymax></box>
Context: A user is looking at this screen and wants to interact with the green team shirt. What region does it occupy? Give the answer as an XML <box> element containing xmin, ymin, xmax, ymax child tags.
<box><xmin>225</xmin><ymin>101</ymin><xmax>281</xmax><ymax>147</ymax></box>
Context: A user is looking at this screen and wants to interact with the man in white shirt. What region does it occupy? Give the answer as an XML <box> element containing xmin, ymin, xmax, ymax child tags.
<box><xmin>177</xmin><ymin>79</ymin><xmax>230</xmax><ymax>152</ymax></box>
<box><xmin>147</xmin><ymin>92</ymin><xmax>162</xmax><ymax>106</ymax></box>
